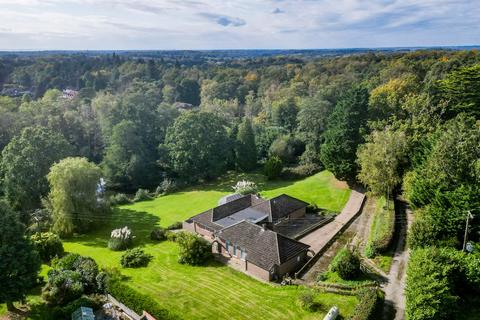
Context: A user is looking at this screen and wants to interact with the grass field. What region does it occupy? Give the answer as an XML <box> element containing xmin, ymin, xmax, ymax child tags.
<box><xmin>2</xmin><ymin>171</ymin><xmax>356</xmax><ymax>319</ymax></box>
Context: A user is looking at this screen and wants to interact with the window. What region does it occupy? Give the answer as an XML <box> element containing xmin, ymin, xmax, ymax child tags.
<box><xmin>240</xmin><ymin>248</ymin><xmax>246</xmax><ymax>260</ymax></box>
<box><xmin>233</xmin><ymin>245</ymin><xmax>237</xmax><ymax>256</ymax></box>
<box><xmin>226</xmin><ymin>240</ymin><xmax>230</xmax><ymax>252</ymax></box>
<box><xmin>297</xmin><ymin>256</ymin><xmax>301</xmax><ymax>262</ymax></box>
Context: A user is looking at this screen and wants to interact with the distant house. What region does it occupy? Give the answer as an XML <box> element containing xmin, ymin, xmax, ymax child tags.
<box><xmin>173</xmin><ymin>101</ymin><xmax>196</xmax><ymax>112</ymax></box>
<box><xmin>183</xmin><ymin>194</ymin><xmax>312</xmax><ymax>281</ymax></box>
<box><xmin>62</xmin><ymin>89</ymin><xmax>79</xmax><ymax>99</ymax></box>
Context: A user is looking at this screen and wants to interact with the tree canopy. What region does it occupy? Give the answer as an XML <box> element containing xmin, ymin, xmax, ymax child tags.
<box><xmin>47</xmin><ymin>157</ymin><xmax>104</xmax><ymax>237</ymax></box>
<box><xmin>0</xmin><ymin>201</ymin><xmax>41</xmax><ymax>311</ymax></box>
<box><xmin>1</xmin><ymin>126</ymin><xmax>72</xmax><ymax>217</ymax></box>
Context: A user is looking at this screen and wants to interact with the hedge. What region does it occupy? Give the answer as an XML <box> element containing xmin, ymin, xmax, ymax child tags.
<box><xmin>108</xmin><ymin>280</ymin><xmax>178</xmax><ymax>320</ymax></box>
<box><xmin>365</xmin><ymin>197</ymin><xmax>395</xmax><ymax>258</ymax></box>
<box><xmin>349</xmin><ymin>288</ymin><xmax>383</xmax><ymax>320</ymax></box>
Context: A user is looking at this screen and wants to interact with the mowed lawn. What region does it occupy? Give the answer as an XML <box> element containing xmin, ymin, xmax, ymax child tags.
<box><xmin>3</xmin><ymin>171</ymin><xmax>355</xmax><ymax>319</ymax></box>
<box><xmin>121</xmin><ymin>170</ymin><xmax>351</xmax><ymax>227</ymax></box>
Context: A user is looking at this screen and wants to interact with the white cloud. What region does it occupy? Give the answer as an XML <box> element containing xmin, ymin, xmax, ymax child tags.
<box><xmin>0</xmin><ymin>0</ymin><xmax>478</xmax><ymax>49</ymax></box>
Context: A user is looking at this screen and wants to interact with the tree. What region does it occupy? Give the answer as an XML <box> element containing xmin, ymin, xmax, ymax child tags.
<box><xmin>269</xmin><ymin>135</ymin><xmax>303</xmax><ymax>164</ymax></box>
<box><xmin>47</xmin><ymin>157</ymin><xmax>104</xmax><ymax>237</ymax></box>
<box><xmin>296</xmin><ymin>97</ymin><xmax>332</xmax><ymax>165</ymax></box>
<box><xmin>1</xmin><ymin>126</ymin><xmax>72</xmax><ymax>217</ymax></box>
<box><xmin>357</xmin><ymin>129</ymin><xmax>407</xmax><ymax>198</ymax></box>
<box><xmin>403</xmin><ymin>114</ymin><xmax>480</xmax><ymax>243</ymax></box>
<box><xmin>271</xmin><ymin>97</ymin><xmax>298</xmax><ymax>132</ymax></box>
<box><xmin>178</xmin><ymin>78</ymin><xmax>200</xmax><ymax>106</ymax></box>
<box><xmin>320</xmin><ymin>87</ymin><xmax>369</xmax><ymax>181</ymax></box>
<box><xmin>406</xmin><ymin>248</ymin><xmax>460</xmax><ymax>320</ymax></box>
<box><xmin>439</xmin><ymin>63</ymin><xmax>480</xmax><ymax>119</ymax></box>
<box><xmin>163</xmin><ymin>112</ymin><xmax>230</xmax><ymax>182</ymax></box>
<box><xmin>0</xmin><ymin>201</ymin><xmax>41</xmax><ymax>311</ymax></box>
<box><xmin>235</xmin><ymin>118</ymin><xmax>257</xmax><ymax>171</ymax></box>
<box><xmin>102</xmin><ymin>121</ymin><xmax>158</xmax><ymax>190</ymax></box>
<box><xmin>264</xmin><ymin>156</ymin><xmax>283</xmax><ymax>180</ymax></box>
<box><xmin>368</xmin><ymin>75</ymin><xmax>419</xmax><ymax>121</ymax></box>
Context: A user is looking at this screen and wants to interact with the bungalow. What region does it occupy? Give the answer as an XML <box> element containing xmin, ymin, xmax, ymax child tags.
<box><xmin>183</xmin><ymin>194</ymin><xmax>312</xmax><ymax>281</ymax></box>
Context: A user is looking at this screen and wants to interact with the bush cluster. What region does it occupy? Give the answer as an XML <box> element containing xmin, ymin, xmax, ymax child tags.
<box><xmin>42</xmin><ymin>254</ymin><xmax>99</xmax><ymax>306</ymax></box>
<box><xmin>349</xmin><ymin>288</ymin><xmax>383</xmax><ymax>320</ymax></box>
<box><xmin>107</xmin><ymin>280</ymin><xmax>178</xmax><ymax>320</ymax></box>
<box><xmin>121</xmin><ymin>248</ymin><xmax>153</xmax><ymax>268</ymax></box>
<box><xmin>31</xmin><ymin>232</ymin><xmax>64</xmax><ymax>262</ymax></box>
<box><xmin>109</xmin><ymin>193</ymin><xmax>132</xmax><ymax>205</ymax></box>
<box><xmin>176</xmin><ymin>231</ymin><xmax>212</xmax><ymax>265</ymax></box>
<box><xmin>133</xmin><ymin>188</ymin><xmax>152</xmax><ymax>202</ymax></box>
<box><xmin>150</xmin><ymin>227</ymin><xmax>167</xmax><ymax>241</ymax></box>
<box><xmin>108</xmin><ymin>226</ymin><xmax>133</xmax><ymax>251</ymax></box>
<box><xmin>365</xmin><ymin>198</ymin><xmax>395</xmax><ymax>258</ymax></box>
<box><xmin>329</xmin><ymin>248</ymin><xmax>361</xmax><ymax>280</ymax></box>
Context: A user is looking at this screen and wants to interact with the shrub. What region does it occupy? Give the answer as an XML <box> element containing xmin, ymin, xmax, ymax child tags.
<box><xmin>232</xmin><ymin>180</ymin><xmax>258</xmax><ymax>195</ymax></box>
<box><xmin>31</xmin><ymin>232</ymin><xmax>64</xmax><ymax>262</ymax></box>
<box><xmin>133</xmin><ymin>189</ymin><xmax>152</xmax><ymax>202</ymax></box>
<box><xmin>166</xmin><ymin>230</ymin><xmax>178</xmax><ymax>242</ymax></box>
<box><xmin>330</xmin><ymin>248</ymin><xmax>360</xmax><ymax>280</ymax></box>
<box><xmin>150</xmin><ymin>227</ymin><xmax>167</xmax><ymax>241</ymax></box>
<box><xmin>108</xmin><ymin>226</ymin><xmax>133</xmax><ymax>251</ymax></box>
<box><xmin>51</xmin><ymin>253</ymin><xmax>99</xmax><ymax>293</ymax></box>
<box><xmin>42</xmin><ymin>269</ymin><xmax>84</xmax><ymax>306</ymax></box>
<box><xmin>166</xmin><ymin>221</ymin><xmax>183</xmax><ymax>230</ymax></box>
<box><xmin>350</xmin><ymin>288</ymin><xmax>383</xmax><ymax>320</ymax></box>
<box><xmin>109</xmin><ymin>193</ymin><xmax>131</xmax><ymax>205</ymax></box>
<box><xmin>365</xmin><ymin>197</ymin><xmax>394</xmax><ymax>258</ymax></box>
<box><xmin>155</xmin><ymin>178</ymin><xmax>177</xmax><ymax>196</ymax></box>
<box><xmin>107</xmin><ymin>280</ymin><xmax>178</xmax><ymax>320</ymax></box>
<box><xmin>297</xmin><ymin>290</ymin><xmax>321</xmax><ymax>311</ymax></box>
<box><xmin>121</xmin><ymin>248</ymin><xmax>153</xmax><ymax>268</ymax></box>
<box><xmin>176</xmin><ymin>232</ymin><xmax>212</xmax><ymax>265</ymax></box>
<box><xmin>264</xmin><ymin>156</ymin><xmax>283</xmax><ymax>180</ymax></box>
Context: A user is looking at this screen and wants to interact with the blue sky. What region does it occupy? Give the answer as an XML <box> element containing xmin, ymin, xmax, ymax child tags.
<box><xmin>0</xmin><ymin>0</ymin><xmax>479</xmax><ymax>50</ymax></box>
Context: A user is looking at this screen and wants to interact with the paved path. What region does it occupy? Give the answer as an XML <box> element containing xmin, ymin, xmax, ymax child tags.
<box><xmin>382</xmin><ymin>198</ymin><xmax>412</xmax><ymax>320</ymax></box>
<box><xmin>298</xmin><ymin>189</ymin><xmax>366</xmax><ymax>253</ymax></box>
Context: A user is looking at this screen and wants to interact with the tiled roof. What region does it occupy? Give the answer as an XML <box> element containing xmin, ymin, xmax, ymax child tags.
<box><xmin>218</xmin><ymin>193</ymin><xmax>244</xmax><ymax>205</ymax></box>
<box><xmin>215</xmin><ymin>220</ymin><xmax>309</xmax><ymax>270</ymax></box>
<box><xmin>250</xmin><ymin>194</ymin><xmax>308</xmax><ymax>223</ymax></box>
<box><xmin>185</xmin><ymin>209</ymin><xmax>223</xmax><ymax>232</ymax></box>
<box><xmin>187</xmin><ymin>194</ymin><xmax>264</xmax><ymax>231</ymax></box>
<box><xmin>212</xmin><ymin>194</ymin><xmax>261</xmax><ymax>221</ymax></box>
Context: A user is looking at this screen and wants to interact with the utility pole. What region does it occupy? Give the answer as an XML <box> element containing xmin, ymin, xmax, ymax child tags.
<box><xmin>463</xmin><ymin>210</ymin><xmax>473</xmax><ymax>252</ymax></box>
